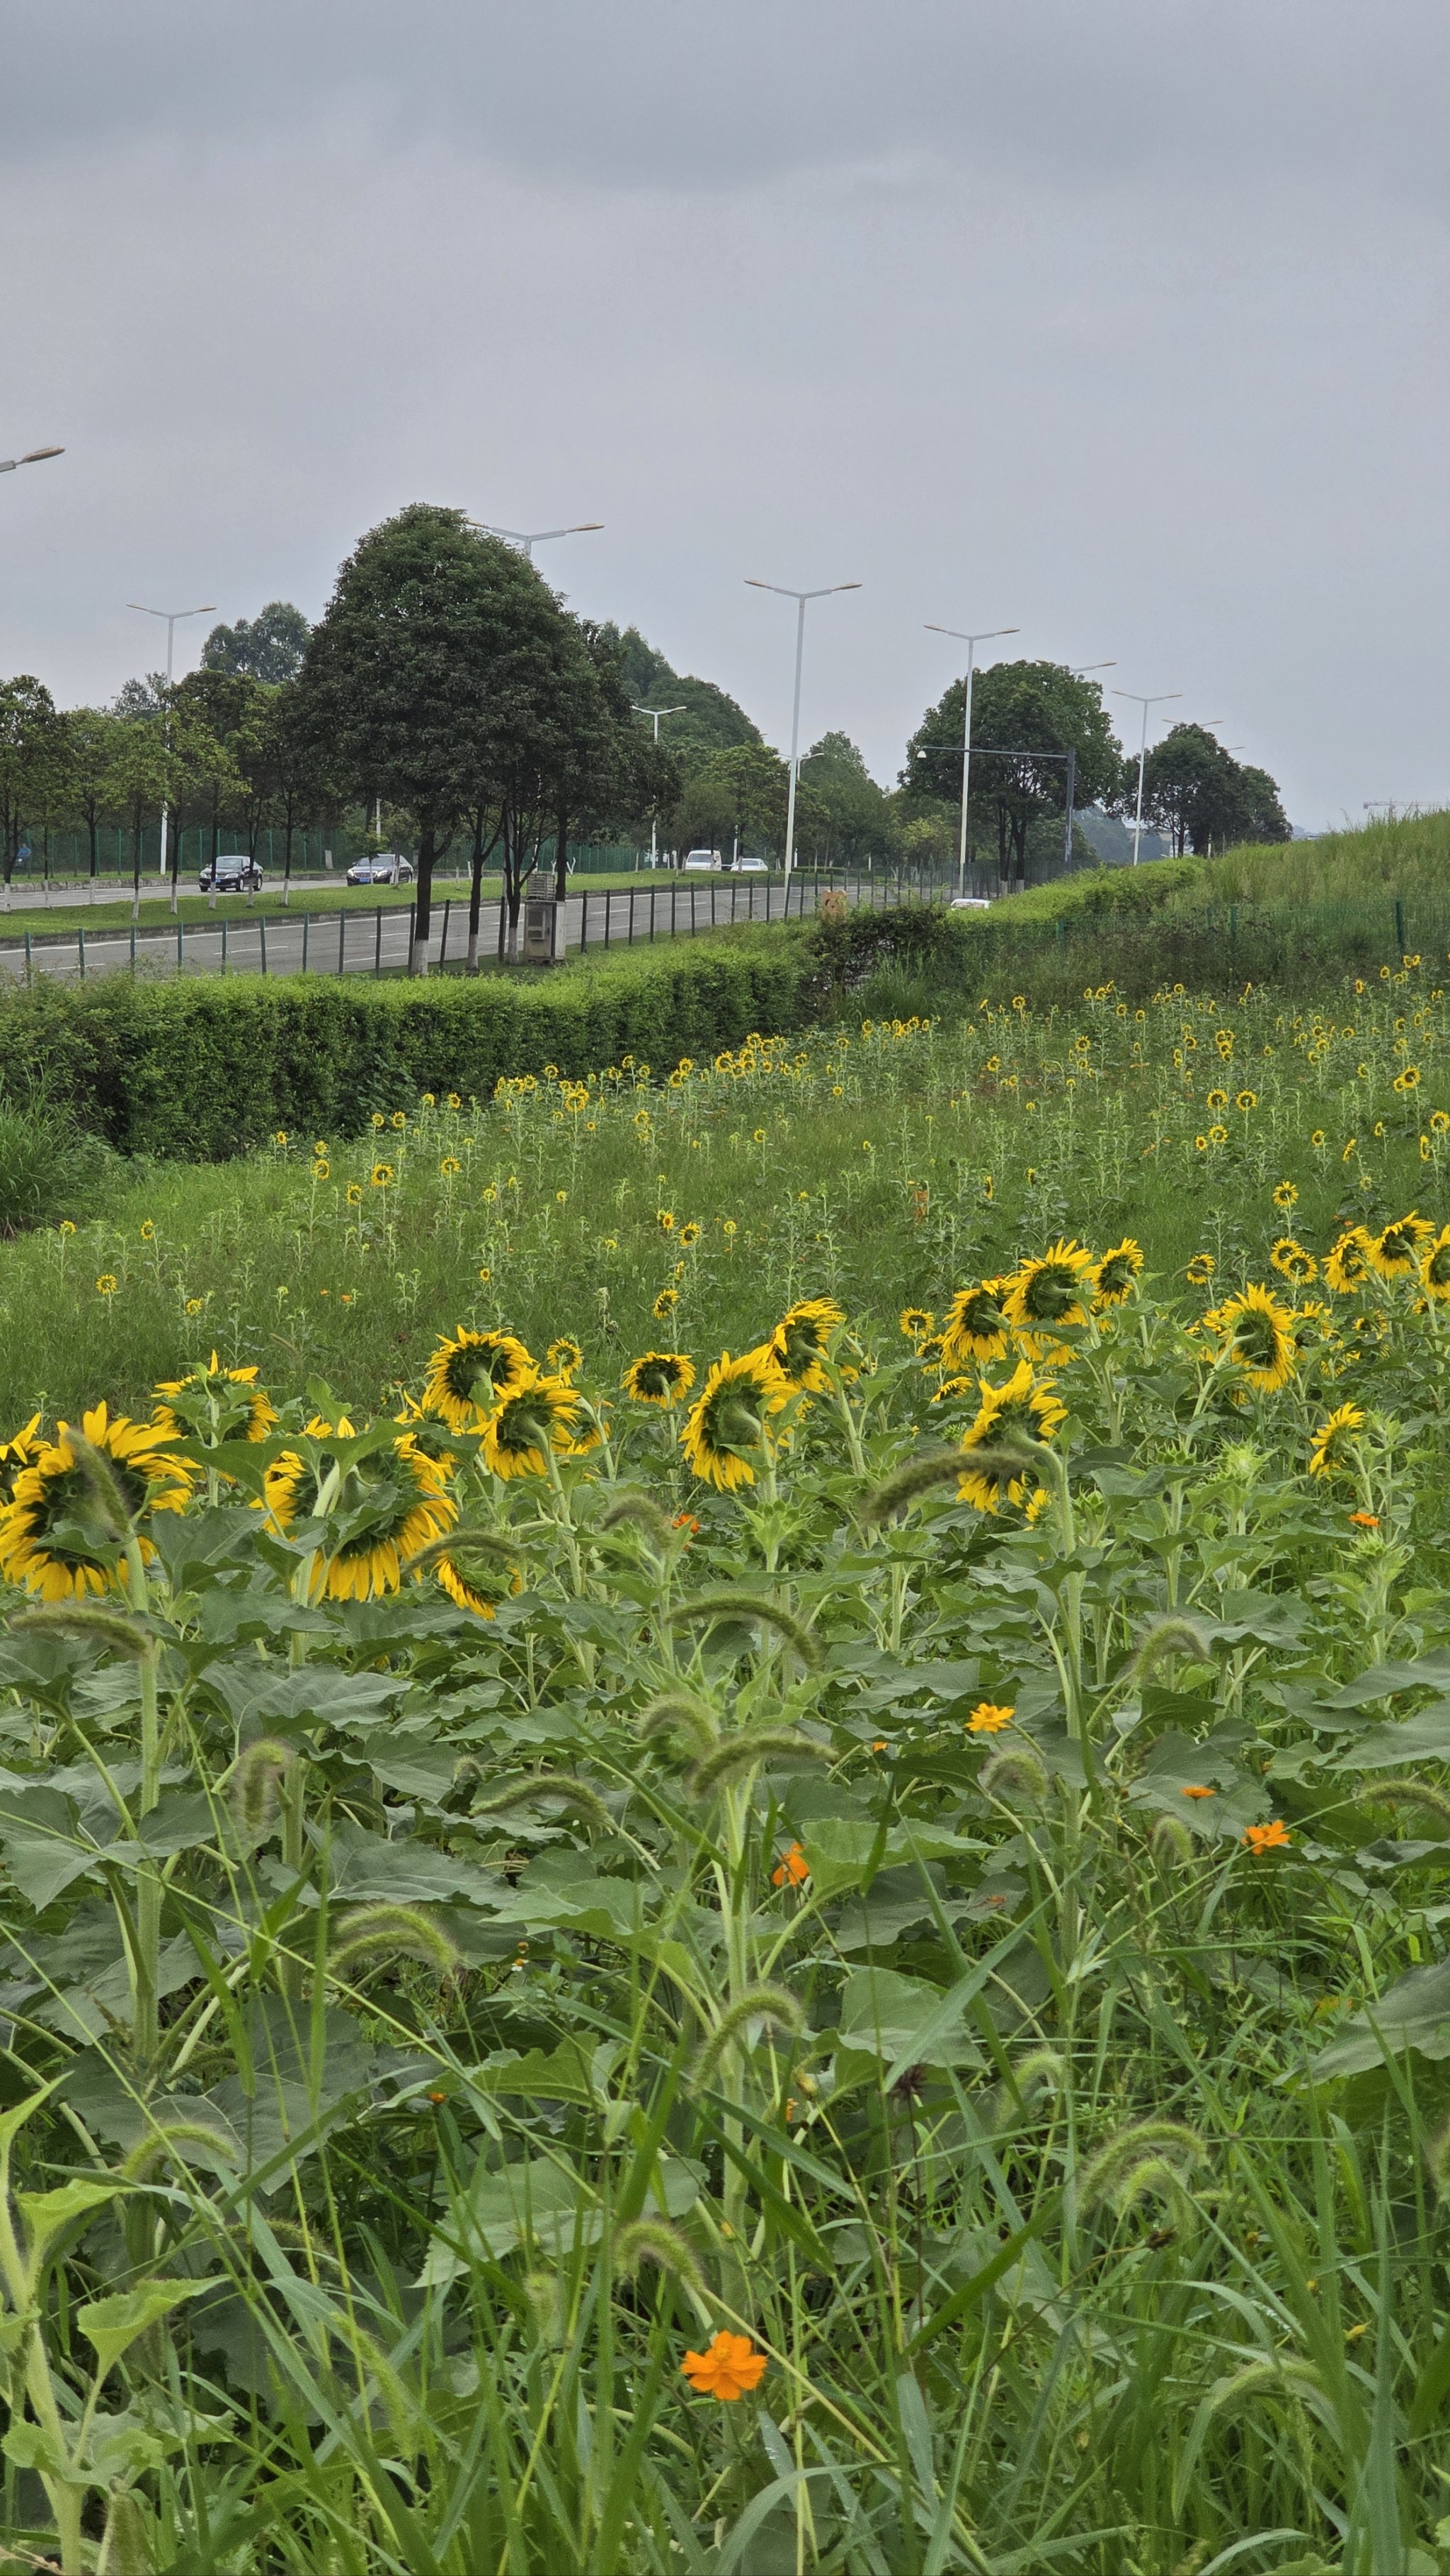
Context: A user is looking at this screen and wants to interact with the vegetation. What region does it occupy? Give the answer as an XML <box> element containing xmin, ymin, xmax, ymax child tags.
<box><xmin>1138</xmin><ymin>721</ymin><xmax>1289</xmax><ymax>854</ymax></box>
<box><xmin>1</xmin><ymin>956</ymin><xmax>1450</xmax><ymax>2568</ymax></box>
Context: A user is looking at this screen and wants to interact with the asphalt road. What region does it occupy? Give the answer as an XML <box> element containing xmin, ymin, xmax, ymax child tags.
<box><xmin>0</xmin><ymin>873</ymin><xmax>882</xmax><ymax>984</ymax></box>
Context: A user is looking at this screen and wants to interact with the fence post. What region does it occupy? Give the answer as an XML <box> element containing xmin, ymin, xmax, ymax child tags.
<box><xmin>580</xmin><ymin>889</ymin><xmax>588</xmax><ymax>952</ymax></box>
<box><xmin>629</xmin><ymin>887</ymin><xmax>636</xmax><ymax>942</ymax></box>
<box><xmin>222</xmin><ymin>917</ymin><xmax>229</xmax><ymax>971</ymax></box>
<box><xmin>78</xmin><ymin>925</ymin><xmax>86</xmax><ymax>981</ymax></box>
<box><xmin>260</xmin><ymin>917</ymin><xmax>268</xmax><ymax>976</ymax></box>
<box><xmin>605</xmin><ymin>891</ymin><xmax>612</xmax><ymax>949</ymax></box>
<box><xmin>374</xmin><ymin>908</ymin><xmax>382</xmax><ymax>976</ymax></box>
<box><xmin>1395</xmin><ymin>897</ymin><xmax>1405</xmax><ymax>955</ymax></box>
<box><xmin>302</xmin><ymin>911</ymin><xmax>310</xmax><ymax>974</ymax></box>
<box><xmin>649</xmin><ymin>884</ymin><xmax>656</xmax><ymax>942</ymax></box>
<box><xmin>22</xmin><ymin>930</ymin><xmax>31</xmax><ymax>985</ymax></box>
<box><xmin>177</xmin><ymin>919</ymin><xmax>184</xmax><ymax>973</ymax></box>
<box><xmin>130</xmin><ymin>920</ymin><xmax>137</xmax><ymax>972</ymax></box>
<box><xmin>439</xmin><ymin>899</ymin><xmax>451</xmax><ymax>968</ymax></box>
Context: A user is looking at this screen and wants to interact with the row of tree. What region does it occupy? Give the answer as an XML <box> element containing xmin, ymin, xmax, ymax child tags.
<box><xmin>0</xmin><ymin>506</ymin><xmax>1291</xmax><ymax>967</ymax></box>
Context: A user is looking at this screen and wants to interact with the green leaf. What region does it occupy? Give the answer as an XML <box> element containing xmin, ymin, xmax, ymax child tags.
<box><xmin>1312</xmin><ymin>1959</ymin><xmax>1450</xmax><ymax>2079</ymax></box>
<box><xmin>466</xmin><ymin>2041</ymin><xmax>598</xmax><ymax>2105</ymax></box>
<box><xmin>16</xmin><ymin>2176</ymin><xmax>126</xmax><ymax>2268</ymax></box>
<box><xmin>803</xmin><ymin>1816</ymin><xmax>978</xmax><ymax>1900</ymax></box>
<box><xmin>838</xmin><ymin>1966</ymin><xmax>985</xmax><ymax>2080</ymax></box>
<box><xmin>78</xmin><ymin>2279</ymin><xmax>207</xmax><ymax>2378</ymax></box>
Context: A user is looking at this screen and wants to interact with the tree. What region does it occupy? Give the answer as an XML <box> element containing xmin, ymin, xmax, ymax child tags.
<box><xmin>902</xmin><ymin>661</ymin><xmax>1122</xmax><ymax>891</ymax></box>
<box><xmin>1140</xmin><ymin>725</ymin><xmax>1289</xmax><ymax>855</ymax></box>
<box><xmin>301</xmin><ymin>507</ymin><xmax>585</xmax><ymax>974</ymax></box>
<box><xmin>202</xmin><ymin>603</ymin><xmax>312</xmax><ymax>684</ymax></box>
<box><xmin>246</xmin><ymin>680</ymin><xmax>336</xmax><ymax>898</ymax></box>
<box><xmin>0</xmin><ymin>678</ymin><xmax>63</xmax><ymax>887</ymax></box>
<box><xmin>57</xmin><ymin>707</ymin><xmax>123</xmax><ymax>879</ymax></box>
<box><xmin>673</xmin><ymin>744</ymin><xmax>790</xmax><ymax>860</ymax></box>
<box><xmin>173</xmin><ymin>670</ymin><xmax>267</xmax><ymax>900</ymax></box>
<box><xmin>795</xmin><ymin>733</ymin><xmax>889</xmax><ymax>867</ymax></box>
<box><xmin>597</xmin><ymin>623</ymin><xmax>763</xmax><ymax>794</ymax></box>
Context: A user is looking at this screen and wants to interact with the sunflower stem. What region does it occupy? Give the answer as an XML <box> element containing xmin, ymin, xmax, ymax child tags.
<box><xmin>122</xmin><ymin>1534</ymin><xmax>162</xmax><ymax>2070</ymax></box>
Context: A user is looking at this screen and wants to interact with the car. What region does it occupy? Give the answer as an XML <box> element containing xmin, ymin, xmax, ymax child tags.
<box><xmin>198</xmin><ymin>854</ymin><xmax>263</xmax><ymax>894</ymax></box>
<box><xmin>734</xmin><ymin>853</ymin><xmax>770</xmax><ymax>874</ymax></box>
<box><xmin>950</xmin><ymin>894</ymin><xmax>991</xmax><ymax>910</ymax></box>
<box><xmin>682</xmin><ymin>848</ymin><xmax>722</xmax><ymax>872</ymax></box>
<box><xmin>346</xmin><ymin>854</ymin><xmax>416</xmax><ymax>887</ymax></box>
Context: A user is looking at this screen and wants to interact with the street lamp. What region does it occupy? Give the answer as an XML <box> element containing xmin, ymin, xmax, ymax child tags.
<box><xmin>746</xmin><ymin>579</ymin><xmax>861</xmax><ymax>884</ymax></box>
<box><xmin>0</xmin><ymin>445</ymin><xmax>64</xmax><ymax>477</ymax></box>
<box><xmin>1071</xmin><ymin>660</ymin><xmax>1116</xmax><ymax>676</ymax></box>
<box><xmin>1112</xmin><ymin>688</ymin><xmax>1182</xmax><ymax>866</ymax></box>
<box><xmin>924</xmin><ymin>623</ymin><xmax>1021</xmax><ymax>896</ymax></box>
<box><xmin>127</xmin><ymin>602</ymin><xmax>216</xmax><ymax>903</ymax></box>
<box><xmin>470</xmin><ymin>521</ymin><xmax>603</xmax><ymax>559</ymax></box>
<box><xmin>633</xmin><ymin>705</ymin><xmax>685</xmax><ymax>869</ymax></box>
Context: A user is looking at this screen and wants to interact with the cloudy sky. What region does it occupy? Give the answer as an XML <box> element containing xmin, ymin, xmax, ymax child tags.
<box><xmin>4</xmin><ymin>1</ymin><xmax>1447</xmax><ymax>826</ymax></box>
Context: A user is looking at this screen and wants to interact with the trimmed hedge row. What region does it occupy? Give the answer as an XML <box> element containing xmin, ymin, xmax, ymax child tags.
<box><xmin>4</xmin><ymin>929</ymin><xmax>819</xmax><ymax>1160</ymax></box>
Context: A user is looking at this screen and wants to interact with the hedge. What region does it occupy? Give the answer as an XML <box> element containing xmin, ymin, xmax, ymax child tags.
<box><xmin>2</xmin><ymin>928</ymin><xmax>822</xmax><ymax>1160</ymax></box>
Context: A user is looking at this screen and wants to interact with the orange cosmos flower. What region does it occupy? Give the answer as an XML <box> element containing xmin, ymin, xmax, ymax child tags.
<box><xmin>772</xmin><ymin>1841</ymin><xmax>810</xmax><ymax>1887</ymax></box>
<box><xmin>1349</xmin><ymin>1511</ymin><xmax>1380</xmax><ymax>1529</ymax></box>
<box><xmin>967</xmin><ymin>1702</ymin><xmax>1015</xmax><ymax>1736</ymax></box>
<box><xmin>1243</xmin><ymin>1820</ymin><xmax>1291</xmax><ymax>1853</ymax></box>
<box><xmin>1180</xmin><ymin>1784</ymin><xmax>1216</xmax><ymax>1799</ymax></box>
<box><xmin>681</xmin><ymin>2332</ymin><xmax>767</xmax><ymax>2401</ymax></box>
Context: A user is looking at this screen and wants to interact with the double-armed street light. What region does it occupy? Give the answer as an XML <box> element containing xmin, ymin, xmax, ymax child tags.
<box><xmin>632</xmin><ymin>703</ymin><xmax>685</xmax><ymax>868</ymax></box>
<box><xmin>924</xmin><ymin>622</ymin><xmax>1021</xmax><ymax>897</ymax></box>
<box><xmin>127</xmin><ymin>602</ymin><xmax>217</xmax><ymax>901</ymax></box>
<box><xmin>471</xmin><ymin>520</ymin><xmax>603</xmax><ymax>560</ymax></box>
<box><xmin>1113</xmin><ymin>687</ymin><xmax>1182</xmax><ymax>865</ymax></box>
<box><xmin>746</xmin><ymin>579</ymin><xmax>861</xmax><ymax>885</ymax></box>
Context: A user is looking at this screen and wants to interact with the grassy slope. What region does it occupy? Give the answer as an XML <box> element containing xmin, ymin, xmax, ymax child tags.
<box><xmin>987</xmin><ymin>808</ymin><xmax>1450</xmax><ymax>927</ymax></box>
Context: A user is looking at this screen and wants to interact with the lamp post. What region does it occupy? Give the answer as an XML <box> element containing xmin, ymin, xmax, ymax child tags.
<box><xmin>924</xmin><ymin>623</ymin><xmax>1021</xmax><ymax>897</ymax></box>
<box><xmin>470</xmin><ymin>520</ymin><xmax>603</xmax><ymax>560</ymax></box>
<box><xmin>1113</xmin><ymin>688</ymin><xmax>1182</xmax><ymax>865</ymax></box>
<box><xmin>127</xmin><ymin>601</ymin><xmax>216</xmax><ymax>906</ymax></box>
<box><xmin>1071</xmin><ymin>660</ymin><xmax>1116</xmax><ymax>676</ymax></box>
<box><xmin>0</xmin><ymin>445</ymin><xmax>64</xmax><ymax>477</ymax></box>
<box><xmin>746</xmin><ymin>579</ymin><xmax>861</xmax><ymax>884</ymax></box>
<box><xmin>632</xmin><ymin>705</ymin><xmax>685</xmax><ymax>869</ymax></box>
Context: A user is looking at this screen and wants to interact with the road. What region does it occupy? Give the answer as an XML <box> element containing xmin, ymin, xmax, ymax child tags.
<box><xmin>0</xmin><ymin>872</ymin><xmax>897</xmax><ymax>985</ymax></box>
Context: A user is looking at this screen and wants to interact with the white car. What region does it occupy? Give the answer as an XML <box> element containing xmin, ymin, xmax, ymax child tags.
<box><xmin>734</xmin><ymin>854</ymin><xmax>770</xmax><ymax>874</ymax></box>
<box><xmin>950</xmin><ymin>895</ymin><xmax>991</xmax><ymax>910</ymax></box>
<box><xmin>683</xmin><ymin>848</ymin><xmax>722</xmax><ymax>872</ymax></box>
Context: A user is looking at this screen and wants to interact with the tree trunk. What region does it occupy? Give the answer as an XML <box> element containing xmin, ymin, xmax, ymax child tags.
<box><xmin>411</xmin><ymin>819</ymin><xmax>436</xmax><ymax>976</ymax></box>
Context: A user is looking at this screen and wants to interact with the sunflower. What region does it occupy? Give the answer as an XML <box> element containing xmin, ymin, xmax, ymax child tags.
<box><xmin>153</xmin><ymin>1352</ymin><xmax>277</xmax><ymax>1444</ymax></box>
<box><xmin>481</xmin><ymin>1372</ymin><xmax>590</xmax><ymax>1480</ymax></box>
<box><xmin>768</xmin><ymin>1296</ymin><xmax>844</xmax><ymax>1391</ymax></box>
<box><xmin>1272</xmin><ymin>1180</ymin><xmax>1299</xmax><ymax>1212</ymax></box>
<box><xmin>0</xmin><ymin>1413</ymin><xmax>43</xmax><ymax>1508</ymax></box>
<box><xmin>1206</xmin><ymin>1088</ymin><xmax>1228</xmax><ymax>1111</ymax></box>
<box><xmin>680</xmin><ymin>1348</ymin><xmax>789</xmax><ymax>1493</ymax></box>
<box><xmin>957</xmin><ymin>1360</ymin><xmax>1067</xmax><ymax>1514</ymax></box>
<box><xmin>1269</xmin><ymin>1238</ymin><xmax>1318</xmax><ymax>1285</ymax></box>
<box><xmin>1420</xmin><ymin>1224</ymin><xmax>1450</xmax><ymax>1304</ymax></box>
<box><xmin>1186</xmin><ymin>1253</ymin><xmax>1216</xmax><ymax>1286</ymax></box>
<box><xmin>1002</xmin><ymin>1241</ymin><xmax>1095</xmax><ymax>1333</ymax></box>
<box><xmin>898</xmin><ymin>1307</ymin><xmax>935</xmax><ymax>1343</ymax></box>
<box><xmin>546</xmin><ymin>1336</ymin><xmax>584</xmax><ymax>1384</ymax></box>
<box><xmin>1308</xmin><ymin>1402</ymin><xmax>1365</xmax><ymax>1478</ymax></box>
<box><xmin>1210</xmin><ymin>1284</ymin><xmax>1297</xmax><ymax>1392</ymax></box>
<box><xmin>1092</xmin><ymin>1238</ymin><xmax>1144</xmax><ymax>1308</ymax></box>
<box><xmin>392</xmin><ymin>1390</ymin><xmax>461</xmax><ymax>1472</ymax></box>
<box><xmin>431</xmin><ymin>1544</ymin><xmax>525</xmax><ymax>1620</ymax></box>
<box><xmin>679</xmin><ymin>1221</ymin><xmax>702</xmax><ymax>1248</ymax></box>
<box><xmin>265</xmin><ymin>1422</ymin><xmax>456</xmax><ymax>1600</ymax></box>
<box><xmin>421</xmin><ymin>1328</ymin><xmax>534</xmax><ymax>1430</ymax></box>
<box><xmin>941</xmin><ymin>1280</ymin><xmax>1011</xmax><ymax>1368</ymax></box>
<box><xmin>1371</xmin><ymin>1212</ymin><xmax>1433</xmax><ymax>1278</ymax></box>
<box><xmin>1325</xmin><ymin>1227</ymin><xmax>1374</xmax><ymax>1294</ymax></box>
<box><xmin>653</xmin><ymin>1288</ymin><xmax>680</xmax><ymax>1322</ymax></box>
<box><xmin>622</xmin><ymin>1352</ymin><xmax>697</xmax><ymax>1406</ymax></box>
<box><xmin>0</xmin><ymin>1405</ymin><xmax>194</xmax><ymax>1600</ymax></box>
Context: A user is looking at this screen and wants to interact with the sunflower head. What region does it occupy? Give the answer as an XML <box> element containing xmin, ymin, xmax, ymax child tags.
<box><xmin>153</xmin><ymin>1353</ymin><xmax>277</xmax><ymax>1446</ymax></box>
<box><xmin>1269</xmin><ymin>1238</ymin><xmax>1318</xmax><ymax>1286</ymax></box>
<box><xmin>1325</xmin><ymin>1227</ymin><xmax>1374</xmax><ymax>1294</ymax></box>
<box><xmin>1372</xmin><ymin>1212</ymin><xmax>1432</xmax><ymax>1277</ymax></box>
<box><xmin>1002</xmin><ymin>1241</ymin><xmax>1095</xmax><ymax>1330</ymax></box>
<box><xmin>898</xmin><ymin>1307</ymin><xmax>935</xmax><ymax>1343</ymax></box>
<box><xmin>265</xmin><ymin>1421</ymin><xmax>457</xmax><ymax>1600</ymax></box>
<box><xmin>1420</xmin><ymin>1224</ymin><xmax>1450</xmax><ymax>1302</ymax></box>
<box><xmin>1186</xmin><ymin>1253</ymin><xmax>1216</xmax><ymax>1287</ymax></box>
<box><xmin>1092</xmin><ymin>1238</ymin><xmax>1144</xmax><ymax>1309</ymax></box>
<box><xmin>546</xmin><ymin>1336</ymin><xmax>584</xmax><ymax>1384</ymax></box>
<box><xmin>680</xmin><ymin>1348</ymin><xmax>789</xmax><ymax>1493</ymax></box>
<box><xmin>421</xmin><ymin>1328</ymin><xmax>534</xmax><ymax>1429</ymax></box>
<box><xmin>481</xmin><ymin>1372</ymin><xmax>587</xmax><ymax>1480</ymax></box>
<box><xmin>957</xmin><ymin>1360</ymin><xmax>1067</xmax><ymax>1514</ymax></box>
<box><xmin>0</xmin><ymin>1404</ymin><xmax>194</xmax><ymax>1600</ymax></box>
<box><xmin>1212</xmin><ymin>1283</ymin><xmax>1297</xmax><ymax>1392</ymax></box>
<box><xmin>1308</xmin><ymin>1401</ymin><xmax>1365</xmax><ymax>1479</ymax></box>
<box><xmin>941</xmin><ymin>1280</ymin><xmax>1010</xmax><ymax>1368</ymax></box>
<box><xmin>0</xmin><ymin>1413</ymin><xmax>42</xmax><ymax>1506</ymax></box>
<box><xmin>622</xmin><ymin>1352</ymin><xmax>697</xmax><ymax>1407</ymax></box>
<box><xmin>767</xmin><ymin>1296</ymin><xmax>844</xmax><ymax>1390</ymax></box>
<box><xmin>432</xmin><ymin>1544</ymin><xmax>525</xmax><ymax>1620</ymax></box>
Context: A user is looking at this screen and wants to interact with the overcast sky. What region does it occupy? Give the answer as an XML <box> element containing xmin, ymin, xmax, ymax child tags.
<box><xmin>4</xmin><ymin>1</ymin><xmax>1447</xmax><ymax>827</ymax></box>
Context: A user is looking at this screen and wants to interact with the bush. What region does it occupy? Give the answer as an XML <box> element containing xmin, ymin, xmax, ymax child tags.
<box><xmin>0</xmin><ymin>1095</ymin><xmax>106</xmax><ymax>1234</ymax></box>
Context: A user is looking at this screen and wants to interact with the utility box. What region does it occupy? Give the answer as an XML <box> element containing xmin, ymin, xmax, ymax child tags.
<box><xmin>523</xmin><ymin>896</ymin><xmax>564</xmax><ymax>966</ymax></box>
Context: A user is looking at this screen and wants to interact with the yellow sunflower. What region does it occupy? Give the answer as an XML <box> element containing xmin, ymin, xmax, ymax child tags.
<box><xmin>264</xmin><ymin>1421</ymin><xmax>456</xmax><ymax>1600</ymax></box>
<box><xmin>421</xmin><ymin>1327</ymin><xmax>534</xmax><ymax>1430</ymax></box>
<box><xmin>1371</xmin><ymin>1212</ymin><xmax>1433</xmax><ymax>1278</ymax></box>
<box><xmin>1001</xmin><ymin>1241</ymin><xmax>1095</xmax><ymax>1333</ymax></box>
<box><xmin>1420</xmin><ymin>1224</ymin><xmax>1450</xmax><ymax>1304</ymax></box>
<box><xmin>898</xmin><ymin>1308</ymin><xmax>935</xmax><ymax>1343</ymax></box>
<box><xmin>622</xmin><ymin>1352</ymin><xmax>697</xmax><ymax>1407</ymax></box>
<box><xmin>546</xmin><ymin>1336</ymin><xmax>584</xmax><ymax>1384</ymax></box>
<box><xmin>1308</xmin><ymin>1402</ymin><xmax>1365</xmax><ymax>1478</ymax></box>
<box><xmin>1186</xmin><ymin>1253</ymin><xmax>1216</xmax><ymax>1286</ymax></box>
<box><xmin>767</xmin><ymin>1296</ymin><xmax>844</xmax><ymax>1391</ymax></box>
<box><xmin>1269</xmin><ymin>1238</ymin><xmax>1318</xmax><ymax>1286</ymax></box>
<box><xmin>957</xmin><ymin>1360</ymin><xmax>1067</xmax><ymax>1515</ymax></box>
<box><xmin>940</xmin><ymin>1280</ymin><xmax>1012</xmax><ymax>1369</ymax></box>
<box><xmin>680</xmin><ymin>1348</ymin><xmax>789</xmax><ymax>1493</ymax></box>
<box><xmin>0</xmin><ymin>1405</ymin><xmax>194</xmax><ymax>1600</ymax></box>
<box><xmin>481</xmin><ymin>1372</ymin><xmax>591</xmax><ymax>1480</ymax></box>
<box><xmin>0</xmin><ymin>1413</ymin><xmax>42</xmax><ymax>1508</ymax></box>
<box><xmin>1325</xmin><ymin>1227</ymin><xmax>1374</xmax><ymax>1294</ymax></box>
<box><xmin>153</xmin><ymin>1352</ymin><xmax>277</xmax><ymax>1444</ymax></box>
<box><xmin>1092</xmin><ymin>1238</ymin><xmax>1144</xmax><ymax>1309</ymax></box>
<box><xmin>1210</xmin><ymin>1283</ymin><xmax>1297</xmax><ymax>1392</ymax></box>
<box><xmin>431</xmin><ymin>1545</ymin><xmax>525</xmax><ymax>1620</ymax></box>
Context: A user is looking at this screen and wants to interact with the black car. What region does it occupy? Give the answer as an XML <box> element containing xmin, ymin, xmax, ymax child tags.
<box><xmin>199</xmin><ymin>855</ymin><xmax>264</xmax><ymax>894</ymax></box>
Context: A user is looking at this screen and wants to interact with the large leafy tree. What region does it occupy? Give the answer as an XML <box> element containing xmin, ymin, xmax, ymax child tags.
<box><xmin>902</xmin><ymin>661</ymin><xmax>1121</xmax><ymax>889</ymax></box>
<box><xmin>202</xmin><ymin>602</ymin><xmax>312</xmax><ymax>684</ymax></box>
<box><xmin>57</xmin><ymin>707</ymin><xmax>125</xmax><ymax>879</ymax></box>
<box><xmin>302</xmin><ymin>507</ymin><xmax>583</xmax><ymax>973</ymax></box>
<box><xmin>1141</xmin><ymin>724</ymin><xmax>1289</xmax><ymax>854</ymax></box>
<box><xmin>795</xmin><ymin>733</ymin><xmax>889</xmax><ymax>867</ymax></box>
<box><xmin>0</xmin><ymin>677</ymin><xmax>63</xmax><ymax>885</ymax></box>
<box><xmin>673</xmin><ymin>743</ymin><xmax>790</xmax><ymax>860</ymax></box>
